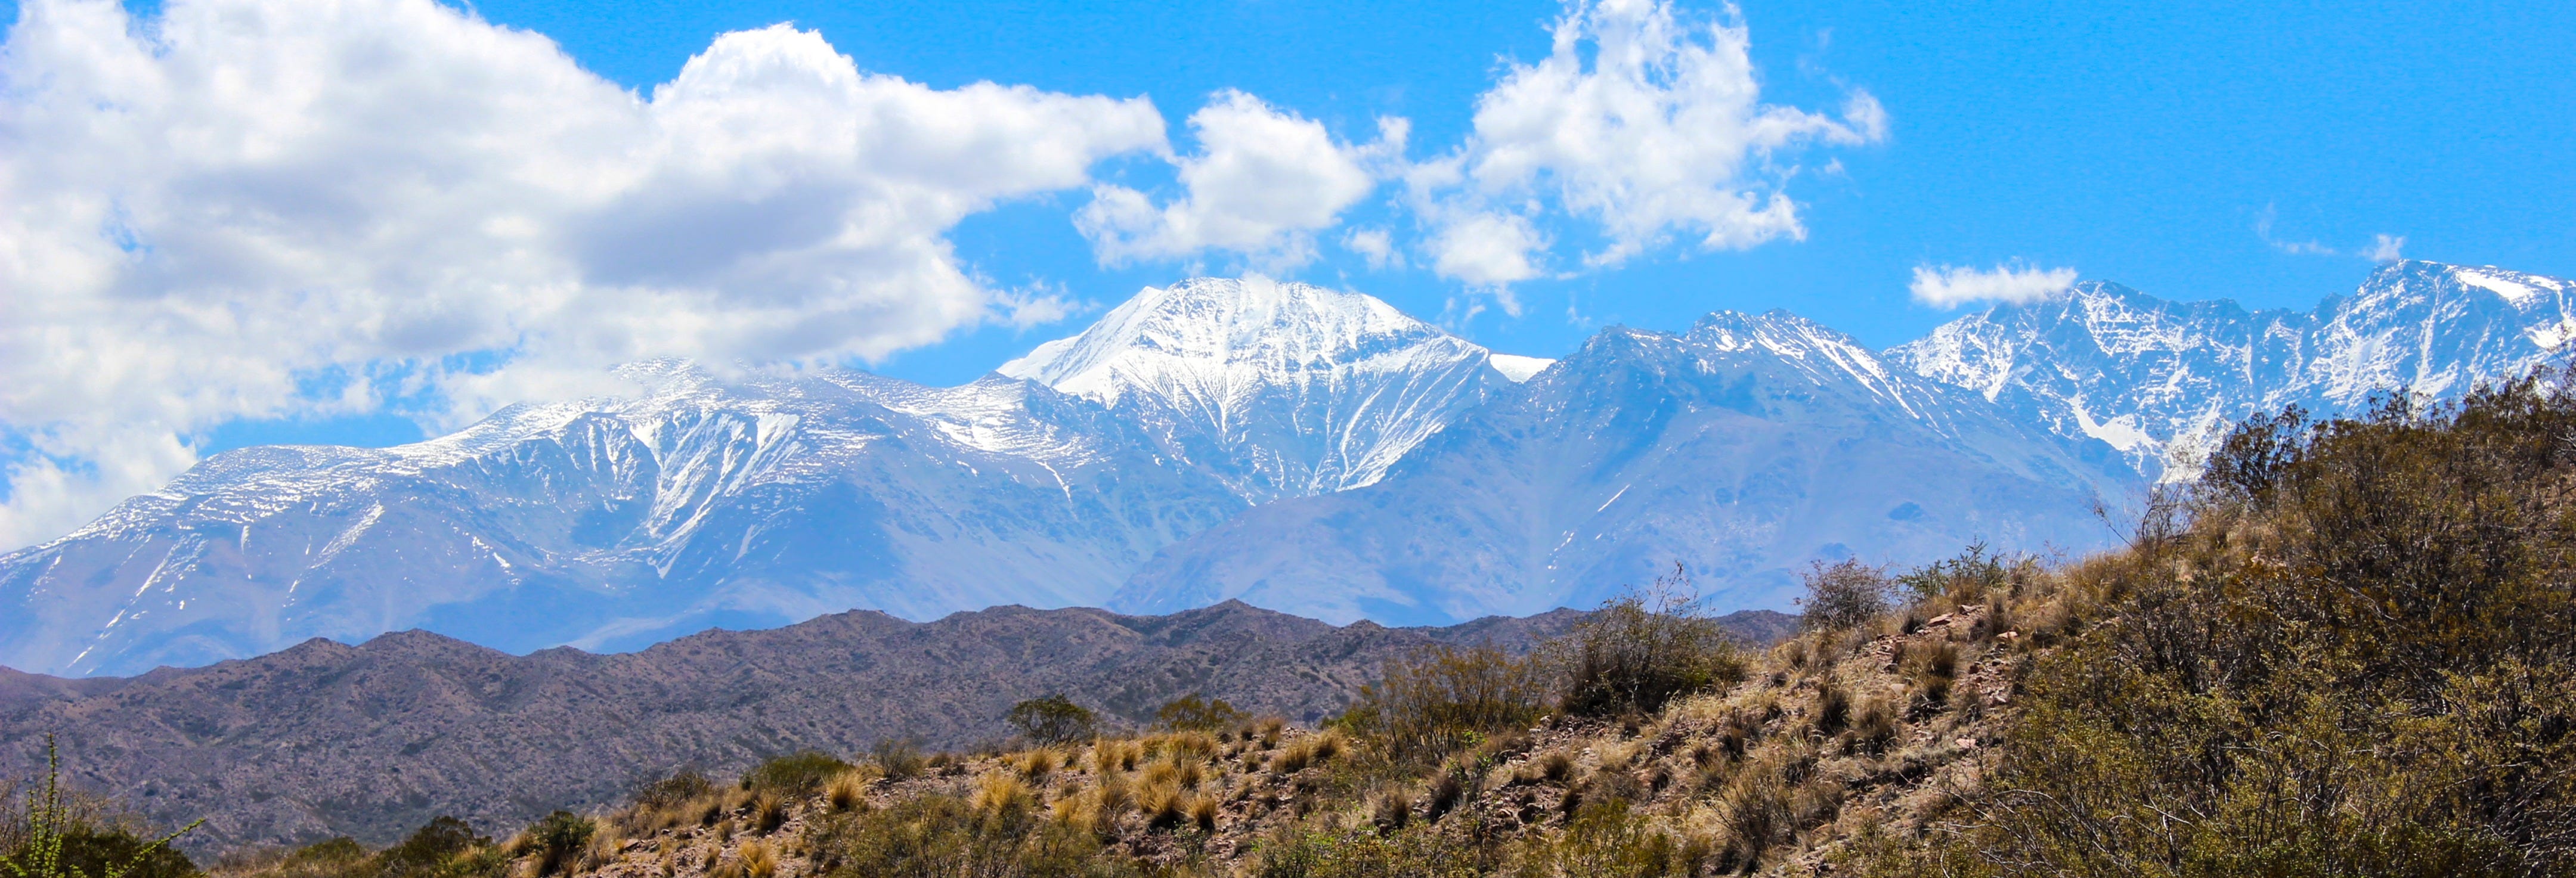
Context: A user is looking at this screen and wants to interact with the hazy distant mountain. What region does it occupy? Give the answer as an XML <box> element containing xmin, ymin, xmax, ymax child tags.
<box><xmin>1112</xmin><ymin>311</ymin><xmax>2137</xmax><ymax>624</ymax></box>
<box><xmin>1890</xmin><ymin>260</ymin><xmax>2576</xmax><ymax>479</ymax></box>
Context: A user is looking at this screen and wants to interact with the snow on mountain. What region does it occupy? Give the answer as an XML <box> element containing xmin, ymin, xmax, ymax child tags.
<box><xmin>1111</xmin><ymin>311</ymin><xmax>2137</xmax><ymax>625</ymax></box>
<box><xmin>1888</xmin><ymin>260</ymin><xmax>2576</xmax><ymax>480</ymax></box>
<box><xmin>999</xmin><ymin>277</ymin><xmax>1516</xmax><ymax>502</ymax></box>
<box><xmin>0</xmin><ymin>363</ymin><xmax>1248</xmax><ymax>677</ymax></box>
<box><xmin>13</xmin><ymin>262</ymin><xmax>2569</xmax><ymax>677</ymax></box>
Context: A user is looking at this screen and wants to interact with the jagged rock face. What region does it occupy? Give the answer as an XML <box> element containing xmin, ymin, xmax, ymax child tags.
<box><xmin>1112</xmin><ymin>312</ymin><xmax>2137</xmax><ymax>625</ymax></box>
<box><xmin>999</xmin><ymin>276</ymin><xmax>1527</xmax><ymax>502</ymax></box>
<box><xmin>1889</xmin><ymin>261</ymin><xmax>2576</xmax><ymax>479</ymax></box>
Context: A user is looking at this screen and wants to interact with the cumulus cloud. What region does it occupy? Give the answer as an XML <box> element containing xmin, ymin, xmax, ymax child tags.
<box><xmin>1410</xmin><ymin>0</ymin><xmax>1884</xmax><ymax>287</ymax></box>
<box><xmin>0</xmin><ymin>0</ymin><xmax>1168</xmax><ymax>548</ymax></box>
<box><xmin>1078</xmin><ymin>91</ymin><xmax>1399</xmax><ymax>269</ymax></box>
<box><xmin>1342</xmin><ymin>228</ymin><xmax>1402</xmax><ymax>270</ymax></box>
<box><xmin>1908</xmin><ymin>262</ymin><xmax>2080</xmax><ymax>309</ymax></box>
<box><xmin>2366</xmin><ymin>234</ymin><xmax>2405</xmax><ymax>263</ymax></box>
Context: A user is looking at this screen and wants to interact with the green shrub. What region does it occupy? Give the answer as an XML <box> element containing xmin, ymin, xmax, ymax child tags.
<box><xmin>8</xmin><ymin>829</ymin><xmax>199</xmax><ymax>878</ymax></box>
<box><xmin>1005</xmin><ymin>695</ymin><xmax>1098</xmax><ymax>745</ymax></box>
<box><xmin>1893</xmin><ymin>541</ymin><xmax>2012</xmax><ymax>604</ymax></box>
<box><xmin>1153</xmin><ymin>694</ymin><xmax>1245</xmax><ymax>733</ymax></box>
<box><xmin>1</xmin><ymin>735</ymin><xmax>200</xmax><ymax>878</ymax></box>
<box><xmin>377</xmin><ymin>817</ymin><xmax>486</xmax><ymax>878</ymax></box>
<box><xmin>516</xmin><ymin>812</ymin><xmax>594</xmax><ymax>876</ymax></box>
<box><xmin>742</xmin><ymin>751</ymin><xmax>851</xmax><ymax>795</ymax></box>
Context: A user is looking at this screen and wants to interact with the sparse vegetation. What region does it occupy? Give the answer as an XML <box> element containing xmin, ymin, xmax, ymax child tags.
<box><xmin>2</xmin><ymin>736</ymin><xmax>201</xmax><ymax>878</ymax></box>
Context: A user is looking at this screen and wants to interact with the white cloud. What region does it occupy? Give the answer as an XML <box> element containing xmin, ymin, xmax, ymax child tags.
<box><xmin>2256</xmin><ymin>208</ymin><xmax>2410</xmax><ymax>264</ymax></box>
<box><xmin>1430</xmin><ymin>213</ymin><xmax>1547</xmax><ymax>296</ymax></box>
<box><xmin>1411</xmin><ymin>0</ymin><xmax>1884</xmax><ymax>286</ymax></box>
<box><xmin>1078</xmin><ymin>91</ymin><xmax>1397</xmax><ymax>269</ymax></box>
<box><xmin>1908</xmin><ymin>262</ymin><xmax>2079</xmax><ymax>309</ymax></box>
<box><xmin>1343</xmin><ymin>228</ymin><xmax>1402</xmax><ymax>270</ymax></box>
<box><xmin>0</xmin><ymin>0</ymin><xmax>1168</xmax><ymax>548</ymax></box>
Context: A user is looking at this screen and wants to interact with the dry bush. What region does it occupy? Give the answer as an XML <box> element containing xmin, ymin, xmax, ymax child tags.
<box><xmin>1370</xmin><ymin>789</ymin><xmax>1413</xmax><ymax>833</ymax></box>
<box><xmin>1558</xmin><ymin>570</ymin><xmax>1750</xmax><ymax>718</ymax></box>
<box><xmin>1800</xmin><ymin>559</ymin><xmax>1892</xmax><ymax>632</ymax></box>
<box><xmin>1140</xmin><ymin>783</ymin><xmax>1185</xmax><ymax>832</ymax></box>
<box><xmin>735</xmin><ymin>840</ymin><xmax>773</xmax><ymax>878</ymax></box>
<box><xmin>1848</xmin><ymin>696</ymin><xmax>1899</xmax><ymax>755</ymax></box>
<box><xmin>866</xmin><ymin>737</ymin><xmax>925</xmax><ymax>781</ymax></box>
<box><xmin>968</xmin><ymin>774</ymin><xmax>1033</xmax><ymax>818</ymax></box>
<box><xmin>822</xmin><ymin>768</ymin><xmax>875</xmax><ymax>812</ymax></box>
<box><xmin>1342</xmin><ymin>641</ymin><xmax>1550</xmax><ymax>762</ymax></box>
<box><xmin>1185</xmin><ymin>795</ymin><xmax>1219</xmax><ymax>833</ymax></box>
<box><xmin>1812</xmin><ymin>681</ymin><xmax>1851</xmax><ymax>736</ymax></box>
<box><xmin>1013</xmin><ymin>749</ymin><xmax>1059</xmax><ymax>783</ymax></box>
<box><xmin>750</xmin><ymin>793</ymin><xmax>785</xmax><ymax>834</ymax></box>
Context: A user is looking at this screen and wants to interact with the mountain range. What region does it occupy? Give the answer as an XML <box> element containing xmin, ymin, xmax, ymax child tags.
<box><xmin>5</xmin><ymin>262</ymin><xmax>2571</xmax><ymax>677</ymax></box>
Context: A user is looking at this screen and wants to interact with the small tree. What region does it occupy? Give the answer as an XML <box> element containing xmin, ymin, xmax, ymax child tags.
<box><xmin>1005</xmin><ymin>696</ymin><xmax>1097</xmax><ymax>745</ymax></box>
<box><xmin>1151</xmin><ymin>694</ymin><xmax>1244</xmax><ymax>733</ymax></box>
<box><xmin>1798</xmin><ymin>558</ymin><xmax>1890</xmax><ymax>631</ymax></box>
<box><xmin>0</xmin><ymin>735</ymin><xmax>200</xmax><ymax>878</ymax></box>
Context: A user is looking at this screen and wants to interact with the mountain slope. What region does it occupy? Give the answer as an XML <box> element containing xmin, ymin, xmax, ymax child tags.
<box><xmin>1890</xmin><ymin>260</ymin><xmax>2576</xmax><ymax>479</ymax></box>
<box><xmin>999</xmin><ymin>276</ymin><xmax>1532</xmax><ymax>502</ymax></box>
<box><xmin>0</xmin><ymin>601</ymin><xmax>1793</xmax><ymax>852</ymax></box>
<box><xmin>1112</xmin><ymin>311</ymin><xmax>2137</xmax><ymax>625</ymax></box>
<box><xmin>0</xmin><ymin>364</ymin><xmax>1246</xmax><ymax>677</ymax></box>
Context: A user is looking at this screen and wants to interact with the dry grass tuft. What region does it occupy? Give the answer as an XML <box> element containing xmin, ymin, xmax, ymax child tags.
<box><xmin>736</xmin><ymin>840</ymin><xmax>775</xmax><ymax>878</ymax></box>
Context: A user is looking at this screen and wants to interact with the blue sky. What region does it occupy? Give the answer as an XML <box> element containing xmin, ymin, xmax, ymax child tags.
<box><xmin>1</xmin><ymin>0</ymin><xmax>2571</xmax><ymax>547</ymax></box>
<box><xmin>460</xmin><ymin>0</ymin><xmax>2572</xmax><ymax>371</ymax></box>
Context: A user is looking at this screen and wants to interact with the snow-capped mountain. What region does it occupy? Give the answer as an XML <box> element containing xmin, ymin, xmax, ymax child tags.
<box><xmin>1111</xmin><ymin>311</ymin><xmax>2137</xmax><ymax>625</ymax></box>
<box><xmin>0</xmin><ymin>362</ymin><xmax>1250</xmax><ymax>676</ymax></box>
<box><xmin>8</xmin><ymin>262</ymin><xmax>2569</xmax><ymax>677</ymax></box>
<box><xmin>1890</xmin><ymin>261</ymin><xmax>2576</xmax><ymax>479</ymax></box>
<box><xmin>999</xmin><ymin>276</ymin><xmax>1538</xmax><ymax>502</ymax></box>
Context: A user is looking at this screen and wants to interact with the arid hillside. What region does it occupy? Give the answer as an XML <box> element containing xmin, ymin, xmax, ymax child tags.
<box><xmin>0</xmin><ymin>600</ymin><xmax>1790</xmax><ymax>854</ymax></box>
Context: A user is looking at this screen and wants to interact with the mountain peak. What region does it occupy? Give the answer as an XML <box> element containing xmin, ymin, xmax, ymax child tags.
<box><xmin>997</xmin><ymin>276</ymin><xmax>1458</xmax><ymax>404</ymax></box>
<box><xmin>997</xmin><ymin>276</ymin><xmax>1510</xmax><ymax>502</ymax></box>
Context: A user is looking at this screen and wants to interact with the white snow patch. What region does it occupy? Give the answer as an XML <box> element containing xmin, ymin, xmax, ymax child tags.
<box><xmin>2066</xmin><ymin>395</ymin><xmax>2157</xmax><ymax>454</ymax></box>
<box><xmin>1488</xmin><ymin>354</ymin><xmax>1553</xmax><ymax>383</ymax></box>
<box><xmin>2457</xmin><ymin>269</ymin><xmax>2542</xmax><ymax>306</ymax></box>
<box><xmin>2531</xmin><ymin>319</ymin><xmax>2576</xmax><ymax>350</ymax></box>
